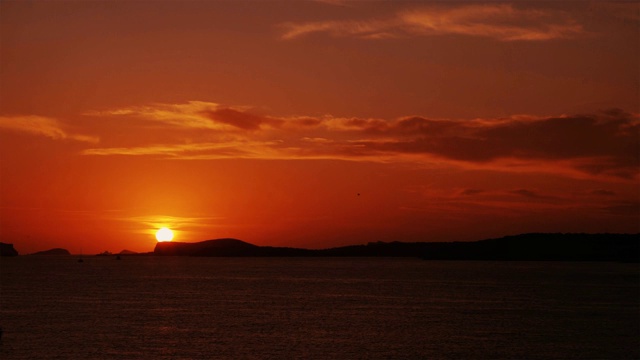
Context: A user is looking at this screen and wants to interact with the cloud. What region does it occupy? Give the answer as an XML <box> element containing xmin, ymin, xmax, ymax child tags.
<box><xmin>203</xmin><ymin>108</ymin><xmax>282</xmax><ymax>131</ymax></box>
<box><xmin>120</xmin><ymin>214</ymin><xmax>223</xmax><ymax>229</ymax></box>
<box><xmin>399</xmin><ymin>4</ymin><xmax>584</xmax><ymax>41</ymax></box>
<box><xmin>81</xmin><ymin>140</ymin><xmax>284</xmax><ymax>159</ymax></box>
<box><xmin>280</xmin><ymin>19</ymin><xmax>398</xmax><ymax>40</ymax></box>
<box><xmin>351</xmin><ymin>110</ymin><xmax>639</xmax><ymax>179</ymax></box>
<box><xmin>87</xmin><ymin>101</ymin><xmax>280</xmax><ymax>132</ymax></box>
<box><xmin>0</xmin><ymin>115</ymin><xmax>99</xmax><ymax>143</ymax></box>
<box><xmin>459</xmin><ymin>188</ymin><xmax>485</xmax><ymax>196</ymax></box>
<box><xmin>509</xmin><ymin>189</ymin><xmax>552</xmax><ymax>200</ymax></box>
<box><xmin>86</xmin><ymin>101</ymin><xmax>223</xmax><ymax>129</ymax></box>
<box><xmin>601</xmin><ymin>201</ymin><xmax>640</xmax><ymax>217</ymax></box>
<box><xmin>82</xmin><ymin>101</ymin><xmax>639</xmax><ymax>181</ymax></box>
<box><xmin>280</xmin><ymin>4</ymin><xmax>584</xmax><ymax>41</ymax></box>
<box><xmin>591</xmin><ymin>189</ymin><xmax>616</xmax><ymax>197</ymax></box>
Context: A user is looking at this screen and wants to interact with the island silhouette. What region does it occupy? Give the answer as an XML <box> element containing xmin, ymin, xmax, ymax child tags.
<box><xmin>154</xmin><ymin>233</ymin><xmax>639</xmax><ymax>262</ymax></box>
<box><xmin>30</xmin><ymin>248</ymin><xmax>71</xmax><ymax>256</ymax></box>
<box><xmin>2</xmin><ymin>233</ymin><xmax>638</xmax><ymax>261</ymax></box>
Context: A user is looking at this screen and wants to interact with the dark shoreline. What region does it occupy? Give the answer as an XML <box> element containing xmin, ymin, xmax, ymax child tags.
<box><xmin>153</xmin><ymin>233</ymin><xmax>640</xmax><ymax>262</ymax></box>
<box><xmin>3</xmin><ymin>233</ymin><xmax>638</xmax><ymax>262</ymax></box>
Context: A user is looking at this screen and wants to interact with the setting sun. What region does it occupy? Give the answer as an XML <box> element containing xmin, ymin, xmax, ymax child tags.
<box><xmin>0</xmin><ymin>1</ymin><xmax>638</xmax><ymax>255</ymax></box>
<box><xmin>156</xmin><ymin>227</ymin><xmax>174</xmax><ymax>242</ymax></box>
<box><xmin>0</xmin><ymin>2</ymin><xmax>637</xmax><ymax>358</ymax></box>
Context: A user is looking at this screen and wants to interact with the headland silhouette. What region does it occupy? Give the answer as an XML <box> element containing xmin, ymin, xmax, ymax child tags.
<box><xmin>2</xmin><ymin>233</ymin><xmax>638</xmax><ymax>262</ymax></box>
<box><xmin>153</xmin><ymin>233</ymin><xmax>639</xmax><ymax>262</ymax></box>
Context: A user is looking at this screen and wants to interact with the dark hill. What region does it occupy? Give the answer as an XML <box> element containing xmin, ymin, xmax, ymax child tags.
<box><xmin>31</xmin><ymin>248</ymin><xmax>71</xmax><ymax>256</ymax></box>
<box><xmin>118</xmin><ymin>249</ymin><xmax>138</xmax><ymax>255</ymax></box>
<box><xmin>420</xmin><ymin>233</ymin><xmax>639</xmax><ymax>262</ymax></box>
<box><xmin>152</xmin><ymin>233</ymin><xmax>639</xmax><ymax>262</ymax></box>
<box><xmin>155</xmin><ymin>238</ymin><xmax>314</xmax><ymax>257</ymax></box>
<box><xmin>156</xmin><ymin>239</ymin><xmax>259</xmax><ymax>256</ymax></box>
<box><xmin>0</xmin><ymin>242</ymin><xmax>19</xmax><ymax>256</ymax></box>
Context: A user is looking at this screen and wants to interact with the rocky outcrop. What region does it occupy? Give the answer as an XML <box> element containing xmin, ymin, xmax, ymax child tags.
<box><xmin>154</xmin><ymin>238</ymin><xmax>313</xmax><ymax>257</ymax></box>
<box><xmin>31</xmin><ymin>248</ymin><xmax>71</xmax><ymax>255</ymax></box>
<box><xmin>0</xmin><ymin>242</ymin><xmax>19</xmax><ymax>256</ymax></box>
<box><xmin>118</xmin><ymin>249</ymin><xmax>138</xmax><ymax>255</ymax></box>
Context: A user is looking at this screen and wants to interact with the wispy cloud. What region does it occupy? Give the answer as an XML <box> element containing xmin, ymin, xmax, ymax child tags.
<box><xmin>82</xmin><ymin>101</ymin><xmax>639</xmax><ymax>181</ymax></box>
<box><xmin>459</xmin><ymin>188</ymin><xmax>486</xmax><ymax>196</ymax></box>
<box><xmin>81</xmin><ymin>140</ymin><xmax>284</xmax><ymax>159</ymax></box>
<box><xmin>280</xmin><ymin>4</ymin><xmax>584</xmax><ymax>41</ymax></box>
<box><xmin>601</xmin><ymin>200</ymin><xmax>640</xmax><ymax>217</ymax></box>
<box><xmin>86</xmin><ymin>101</ymin><xmax>223</xmax><ymax>130</ymax></box>
<box><xmin>113</xmin><ymin>214</ymin><xmax>224</xmax><ymax>239</ymax></box>
<box><xmin>86</xmin><ymin>101</ymin><xmax>280</xmax><ymax>132</ymax></box>
<box><xmin>508</xmin><ymin>188</ymin><xmax>562</xmax><ymax>202</ymax></box>
<box><xmin>405</xmin><ymin>186</ymin><xmax>591</xmax><ymax>220</ymax></box>
<box><xmin>120</xmin><ymin>214</ymin><xmax>222</xmax><ymax>229</ymax></box>
<box><xmin>0</xmin><ymin>115</ymin><xmax>99</xmax><ymax>143</ymax></box>
<box><xmin>590</xmin><ymin>189</ymin><xmax>617</xmax><ymax>197</ymax></box>
<box><xmin>348</xmin><ymin>111</ymin><xmax>639</xmax><ymax>179</ymax></box>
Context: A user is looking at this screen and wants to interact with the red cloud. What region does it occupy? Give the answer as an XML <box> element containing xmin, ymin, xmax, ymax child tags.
<box><xmin>281</xmin><ymin>4</ymin><xmax>584</xmax><ymax>41</ymax></box>
<box><xmin>202</xmin><ymin>108</ymin><xmax>283</xmax><ymax>131</ymax></box>
<box><xmin>83</xmin><ymin>101</ymin><xmax>639</xmax><ymax>181</ymax></box>
<box><xmin>352</xmin><ymin>110</ymin><xmax>638</xmax><ymax>179</ymax></box>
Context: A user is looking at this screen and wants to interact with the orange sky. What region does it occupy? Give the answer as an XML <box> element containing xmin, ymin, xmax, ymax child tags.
<box><xmin>1</xmin><ymin>1</ymin><xmax>638</xmax><ymax>254</ymax></box>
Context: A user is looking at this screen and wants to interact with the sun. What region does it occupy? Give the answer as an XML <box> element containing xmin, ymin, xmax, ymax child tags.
<box><xmin>155</xmin><ymin>227</ymin><xmax>174</xmax><ymax>242</ymax></box>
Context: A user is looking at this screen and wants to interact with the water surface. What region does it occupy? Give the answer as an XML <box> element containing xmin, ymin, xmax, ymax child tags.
<box><xmin>1</xmin><ymin>257</ymin><xmax>638</xmax><ymax>359</ymax></box>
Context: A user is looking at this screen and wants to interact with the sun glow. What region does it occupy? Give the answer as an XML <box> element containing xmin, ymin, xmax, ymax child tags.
<box><xmin>155</xmin><ymin>227</ymin><xmax>174</xmax><ymax>242</ymax></box>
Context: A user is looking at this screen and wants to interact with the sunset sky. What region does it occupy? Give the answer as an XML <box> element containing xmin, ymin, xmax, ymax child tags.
<box><xmin>1</xmin><ymin>1</ymin><xmax>638</xmax><ymax>254</ymax></box>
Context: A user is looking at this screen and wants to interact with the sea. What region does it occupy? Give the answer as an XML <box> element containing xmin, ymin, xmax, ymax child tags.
<box><xmin>0</xmin><ymin>256</ymin><xmax>638</xmax><ymax>359</ymax></box>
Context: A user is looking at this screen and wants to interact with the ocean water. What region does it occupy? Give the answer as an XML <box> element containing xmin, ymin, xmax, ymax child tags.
<box><xmin>0</xmin><ymin>256</ymin><xmax>638</xmax><ymax>359</ymax></box>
